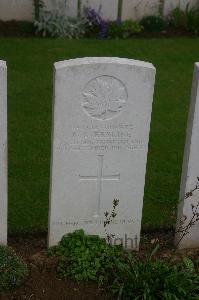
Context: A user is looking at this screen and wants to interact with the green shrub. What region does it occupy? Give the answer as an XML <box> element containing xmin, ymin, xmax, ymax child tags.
<box><xmin>108</xmin><ymin>20</ymin><xmax>143</xmax><ymax>39</ymax></box>
<box><xmin>170</xmin><ymin>5</ymin><xmax>199</xmax><ymax>35</ymax></box>
<box><xmin>0</xmin><ymin>246</ymin><xmax>28</xmax><ymax>292</ymax></box>
<box><xmin>140</xmin><ymin>15</ymin><xmax>166</xmax><ymax>32</ymax></box>
<box><xmin>18</xmin><ymin>21</ymin><xmax>35</xmax><ymax>35</ymax></box>
<box><xmin>48</xmin><ymin>230</ymin><xmax>199</xmax><ymax>299</ymax></box>
<box><xmin>34</xmin><ymin>7</ymin><xmax>89</xmax><ymax>38</ymax></box>
<box><xmin>186</xmin><ymin>6</ymin><xmax>199</xmax><ymax>35</ymax></box>
<box><xmin>108</xmin><ymin>21</ymin><xmax>123</xmax><ymax>39</ymax></box>
<box><xmin>112</xmin><ymin>255</ymin><xmax>199</xmax><ymax>299</ymax></box>
<box><xmin>170</xmin><ymin>7</ymin><xmax>187</xmax><ymax>29</ymax></box>
<box><xmin>47</xmin><ymin>229</ymin><xmax>124</xmax><ymax>284</ymax></box>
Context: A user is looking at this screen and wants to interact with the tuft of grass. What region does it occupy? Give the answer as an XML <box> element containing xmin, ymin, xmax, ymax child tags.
<box><xmin>140</xmin><ymin>15</ymin><xmax>166</xmax><ymax>32</ymax></box>
<box><xmin>111</xmin><ymin>254</ymin><xmax>199</xmax><ymax>299</ymax></box>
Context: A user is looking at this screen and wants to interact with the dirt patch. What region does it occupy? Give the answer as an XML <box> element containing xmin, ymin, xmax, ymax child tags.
<box><xmin>1</xmin><ymin>262</ymin><xmax>109</xmax><ymax>300</ymax></box>
<box><xmin>0</xmin><ymin>234</ymin><xmax>112</xmax><ymax>300</ymax></box>
<box><xmin>0</xmin><ymin>231</ymin><xmax>198</xmax><ymax>300</ymax></box>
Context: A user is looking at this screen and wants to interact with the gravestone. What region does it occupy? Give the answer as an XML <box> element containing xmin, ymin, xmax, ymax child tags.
<box><xmin>48</xmin><ymin>57</ymin><xmax>155</xmax><ymax>249</ymax></box>
<box><xmin>0</xmin><ymin>61</ymin><xmax>7</xmax><ymax>245</ymax></box>
<box><xmin>175</xmin><ymin>63</ymin><xmax>199</xmax><ymax>249</ymax></box>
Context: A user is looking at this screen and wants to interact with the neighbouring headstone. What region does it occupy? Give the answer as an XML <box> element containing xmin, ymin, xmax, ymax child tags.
<box><xmin>0</xmin><ymin>60</ymin><xmax>7</xmax><ymax>245</ymax></box>
<box><xmin>48</xmin><ymin>57</ymin><xmax>155</xmax><ymax>249</ymax></box>
<box><xmin>175</xmin><ymin>63</ymin><xmax>199</xmax><ymax>249</ymax></box>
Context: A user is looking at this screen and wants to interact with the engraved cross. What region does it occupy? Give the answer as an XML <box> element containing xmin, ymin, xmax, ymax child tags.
<box><xmin>79</xmin><ymin>155</ymin><xmax>120</xmax><ymax>217</ymax></box>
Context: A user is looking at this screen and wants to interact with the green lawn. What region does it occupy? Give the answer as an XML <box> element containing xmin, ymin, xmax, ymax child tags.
<box><xmin>0</xmin><ymin>37</ymin><xmax>198</xmax><ymax>233</ymax></box>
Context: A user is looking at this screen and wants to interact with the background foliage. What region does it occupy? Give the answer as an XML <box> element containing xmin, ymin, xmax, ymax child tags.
<box><xmin>32</xmin><ymin>2</ymin><xmax>199</xmax><ymax>38</ymax></box>
<box><xmin>0</xmin><ymin>246</ymin><xmax>28</xmax><ymax>292</ymax></box>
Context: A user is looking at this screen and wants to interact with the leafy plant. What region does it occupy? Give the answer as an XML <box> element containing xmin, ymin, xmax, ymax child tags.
<box><xmin>186</xmin><ymin>5</ymin><xmax>199</xmax><ymax>35</ymax></box>
<box><xmin>122</xmin><ymin>20</ymin><xmax>143</xmax><ymax>35</ymax></box>
<box><xmin>48</xmin><ymin>230</ymin><xmax>199</xmax><ymax>299</ymax></box>
<box><xmin>47</xmin><ymin>229</ymin><xmax>124</xmax><ymax>284</ymax></box>
<box><xmin>18</xmin><ymin>21</ymin><xmax>35</xmax><ymax>35</ymax></box>
<box><xmin>0</xmin><ymin>246</ymin><xmax>28</xmax><ymax>292</ymax></box>
<box><xmin>169</xmin><ymin>4</ymin><xmax>199</xmax><ymax>35</ymax></box>
<box><xmin>108</xmin><ymin>20</ymin><xmax>143</xmax><ymax>39</ymax></box>
<box><xmin>112</xmin><ymin>254</ymin><xmax>199</xmax><ymax>299</ymax></box>
<box><xmin>169</xmin><ymin>7</ymin><xmax>187</xmax><ymax>29</ymax></box>
<box><xmin>140</xmin><ymin>15</ymin><xmax>166</xmax><ymax>32</ymax></box>
<box><xmin>84</xmin><ymin>6</ymin><xmax>108</xmax><ymax>39</ymax></box>
<box><xmin>34</xmin><ymin>6</ymin><xmax>89</xmax><ymax>38</ymax></box>
<box><xmin>107</xmin><ymin>20</ymin><xmax>123</xmax><ymax>39</ymax></box>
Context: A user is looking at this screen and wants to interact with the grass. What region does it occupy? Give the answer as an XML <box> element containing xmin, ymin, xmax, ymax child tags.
<box><xmin>0</xmin><ymin>37</ymin><xmax>198</xmax><ymax>233</ymax></box>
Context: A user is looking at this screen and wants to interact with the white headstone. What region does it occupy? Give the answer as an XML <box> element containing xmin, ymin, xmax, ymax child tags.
<box><xmin>0</xmin><ymin>61</ymin><xmax>7</xmax><ymax>245</ymax></box>
<box><xmin>175</xmin><ymin>63</ymin><xmax>199</xmax><ymax>249</ymax></box>
<box><xmin>48</xmin><ymin>57</ymin><xmax>155</xmax><ymax>249</ymax></box>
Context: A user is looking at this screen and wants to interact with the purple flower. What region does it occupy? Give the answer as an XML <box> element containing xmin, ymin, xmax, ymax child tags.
<box><xmin>84</xmin><ymin>6</ymin><xmax>108</xmax><ymax>39</ymax></box>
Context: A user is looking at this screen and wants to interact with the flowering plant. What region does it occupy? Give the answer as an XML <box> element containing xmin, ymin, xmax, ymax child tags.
<box><xmin>84</xmin><ymin>6</ymin><xmax>108</xmax><ymax>39</ymax></box>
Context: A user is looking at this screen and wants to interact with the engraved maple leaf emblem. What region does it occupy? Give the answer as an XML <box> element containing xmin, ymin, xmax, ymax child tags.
<box><xmin>82</xmin><ymin>76</ymin><xmax>127</xmax><ymax>120</ymax></box>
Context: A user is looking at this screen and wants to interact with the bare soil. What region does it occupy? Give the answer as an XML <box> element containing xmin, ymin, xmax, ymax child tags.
<box><xmin>0</xmin><ymin>234</ymin><xmax>111</xmax><ymax>300</ymax></box>
<box><xmin>0</xmin><ymin>230</ymin><xmax>198</xmax><ymax>300</ymax></box>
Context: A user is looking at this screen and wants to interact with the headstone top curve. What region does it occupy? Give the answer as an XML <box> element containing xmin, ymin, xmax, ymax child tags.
<box><xmin>54</xmin><ymin>57</ymin><xmax>155</xmax><ymax>71</ymax></box>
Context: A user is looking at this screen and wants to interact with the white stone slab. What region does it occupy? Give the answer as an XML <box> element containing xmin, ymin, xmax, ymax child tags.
<box><xmin>122</xmin><ymin>0</ymin><xmax>159</xmax><ymax>21</ymax></box>
<box><xmin>81</xmin><ymin>0</ymin><xmax>119</xmax><ymax>20</ymax></box>
<box><xmin>175</xmin><ymin>63</ymin><xmax>199</xmax><ymax>249</ymax></box>
<box><xmin>48</xmin><ymin>57</ymin><xmax>155</xmax><ymax>249</ymax></box>
<box><xmin>0</xmin><ymin>61</ymin><xmax>7</xmax><ymax>245</ymax></box>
